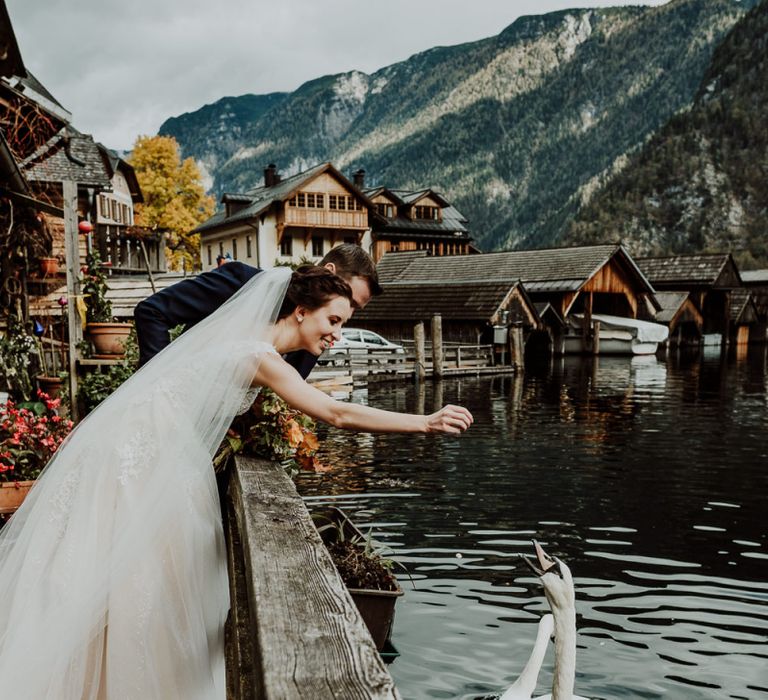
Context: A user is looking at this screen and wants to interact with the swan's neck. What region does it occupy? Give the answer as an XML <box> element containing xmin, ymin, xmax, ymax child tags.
<box><xmin>505</xmin><ymin>618</ymin><xmax>552</xmax><ymax>697</ymax></box>
<box><xmin>551</xmin><ymin>605</ymin><xmax>576</xmax><ymax>700</ymax></box>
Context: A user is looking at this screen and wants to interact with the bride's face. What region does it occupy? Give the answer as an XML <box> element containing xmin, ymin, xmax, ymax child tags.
<box><xmin>297</xmin><ymin>295</ymin><xmax>353</xmax><ymax>355</ymax></box>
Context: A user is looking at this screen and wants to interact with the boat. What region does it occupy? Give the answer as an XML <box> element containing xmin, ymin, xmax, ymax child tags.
<box><xmin>564</xmin><ymin>313</ymin><xmax>669</xmax><ymax>355</ymax></box>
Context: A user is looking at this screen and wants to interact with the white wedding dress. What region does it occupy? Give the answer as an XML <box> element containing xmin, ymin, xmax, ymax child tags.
<box><xmin>0</xmin><ymin>268</ymin><xmax>292</xmax><ymax>699</ymax></box>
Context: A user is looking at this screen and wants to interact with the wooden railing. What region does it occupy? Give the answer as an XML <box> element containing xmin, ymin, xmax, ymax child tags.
<box><xmin>222</xmin><ymin>455</ymin><xmax>399</xmax><ymax>699</ymax></box>
<box><xmin>317</xmin><ymin>343</ymin><xmax>494</xmax><ymax>369</ymax></box>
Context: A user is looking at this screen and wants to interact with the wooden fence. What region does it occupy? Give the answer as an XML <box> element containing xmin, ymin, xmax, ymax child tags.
<box><xmin>222</xmin><ymin>455</ymin><xmax>400</xmax><ymax>699</ymax></box>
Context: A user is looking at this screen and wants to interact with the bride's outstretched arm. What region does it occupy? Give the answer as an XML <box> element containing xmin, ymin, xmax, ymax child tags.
<box><xmin>253</xmin><ymin>353</ymin><xmax>473</xmax><ymax>435</ymax></box>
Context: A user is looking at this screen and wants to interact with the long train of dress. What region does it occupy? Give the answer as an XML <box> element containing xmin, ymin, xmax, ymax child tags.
<box><xmin>0</xmin><ymin>269</ymin><xmax>291</xmax><ymax>699</ymax></box>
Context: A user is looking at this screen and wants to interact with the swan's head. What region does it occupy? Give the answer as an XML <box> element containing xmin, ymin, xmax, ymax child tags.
<box><xmin>522</xmin><ymin>540</ymin><xmax>575</xmax><ymax>613</ymax></box>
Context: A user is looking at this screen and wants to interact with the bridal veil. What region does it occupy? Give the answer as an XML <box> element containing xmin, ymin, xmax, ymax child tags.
<box><xmin>0</xmin><ymin>267</ymin><xmax>292</xmax><ymax>699</ymax></box>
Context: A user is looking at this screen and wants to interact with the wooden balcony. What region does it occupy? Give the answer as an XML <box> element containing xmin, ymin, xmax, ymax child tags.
<box><xmin>284</xmin><ymin>206</ymin><xmax>367</xmax><ymax>231</ymax></box>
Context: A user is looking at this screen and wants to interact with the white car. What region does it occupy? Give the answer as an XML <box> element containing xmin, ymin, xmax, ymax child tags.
<box><xmin>322</xmin><ymin>328</ymin><xmax>406</xmax><ymax>363</ymax></box>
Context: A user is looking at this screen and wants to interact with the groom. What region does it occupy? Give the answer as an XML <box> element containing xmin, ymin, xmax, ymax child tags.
<box><xmin>134</xmin><ymin>243</ymin><xmax>382</xmax><ymax>376</ymax></box>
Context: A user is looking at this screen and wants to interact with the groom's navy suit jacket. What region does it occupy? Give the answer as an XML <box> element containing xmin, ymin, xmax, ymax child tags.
<box><xmin>134</xmin><ymin>262</ymin><xmax>317</xmax><ymax>377</ymax></box>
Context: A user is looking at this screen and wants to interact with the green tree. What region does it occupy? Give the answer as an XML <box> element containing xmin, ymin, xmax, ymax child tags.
<box><xmin>128</xmin><ymin>135</ymin><xmax>214</xmax><ymax>271</ymax></box>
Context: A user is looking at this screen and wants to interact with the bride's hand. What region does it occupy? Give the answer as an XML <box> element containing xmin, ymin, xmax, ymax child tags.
<box><xmin>425</xmin><ymin>405</ymin><xmax>474</xmax><ymax>434</ymax></box>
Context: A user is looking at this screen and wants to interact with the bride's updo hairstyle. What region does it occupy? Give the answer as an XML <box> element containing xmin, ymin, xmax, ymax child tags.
<box><xmin>277</xmin><ymin>265</ymin><xmax>353</xmax><ymax>320</ymax></box>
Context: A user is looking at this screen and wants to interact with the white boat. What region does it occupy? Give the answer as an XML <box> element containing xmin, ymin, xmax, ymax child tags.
<box><xmin>564</xmin><ymin>313</ymin><xmax>669</xmax><ymax>355</ymax></box>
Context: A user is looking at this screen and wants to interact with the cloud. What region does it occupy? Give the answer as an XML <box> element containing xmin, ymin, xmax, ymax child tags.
<box><xmin>5</xmin><ymin>0</ymin><xmax>669</xmax><ymax>150</ymax></box>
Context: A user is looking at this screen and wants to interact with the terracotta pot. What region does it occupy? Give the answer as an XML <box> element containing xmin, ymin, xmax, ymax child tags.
<box><xmin>39</xmin><ymin>257</ymin><xmax>59</xmax><ymax>277</ymax></box>
<box><xmin>86</xmin><ymin>322</ymin><xmax>132</xmax><ymax>357</ymax></box>
<box><xmin>37</xmin><ymin>375</ymin><xmax>64</xmax><ymax>399</ymax></box>
<box><xmin>0</xmin><ymin>480</ymin><xmax>35</xmax><ymax>515</ymax></box>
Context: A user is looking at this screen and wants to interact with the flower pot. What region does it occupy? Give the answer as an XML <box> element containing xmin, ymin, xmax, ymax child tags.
<box><xmin>315</xmin><ymin>507</ymin><xmax>404</xmax><ymax>651</ymax></box>
<box><xmin>37</xmin><ymin>375</ymin><xmax>64</xmax><ymax>399</ymax></box>
<box><xmin>0</xmin><ymin>480</ymin><xmax>35</xmax><ymax>515</ymax></box>
<box><xmin>86</xmin><ymin>322</ymin><xmax>132</xmax><ymax>358</ymax></box>
<box><xmin>39</xmin><ymin>257</ymin><xmax>59</xmax><ymax>277</ymax></box>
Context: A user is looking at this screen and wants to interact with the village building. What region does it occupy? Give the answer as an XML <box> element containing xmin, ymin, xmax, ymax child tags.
<box><xmin>353</xmin><ymin>170</ymin><xmax>474</xmax><ymax>262</ymax></box>
<box><xmin>653</xmin><ymin>291</ymin><xmax>704</xmax><ymax>346</ymax></box>
<box><xmin>740</xmin><ymin>269</ymin><xmax>768</xmax><ymax>343</ymax></box>
<box><xmin>635</xmin><ymin>253</ymin><xmax>743</xmax><ymax>346</ymax></box>
<box><xmin>374</xmin><ymin>245</ymin><xmax>661</xmax><ymax>355</ymax></box>
<box><xmin>194</xmin><ymin>163</ymin><xmax>373</xmax><ymax>272</ymax></box>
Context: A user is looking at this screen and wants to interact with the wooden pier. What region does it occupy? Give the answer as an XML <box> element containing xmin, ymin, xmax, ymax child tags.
<box><xmin>222</xmin><ymin>455</ymin><xmax>400</xmax><ymax>699</ymax></box>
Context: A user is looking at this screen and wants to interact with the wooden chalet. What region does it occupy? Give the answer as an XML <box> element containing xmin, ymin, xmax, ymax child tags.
<box><xmin>654</xmin><ymin>291</ymin><xmax>704</xmax><ymax>346</ymax></box>
<box><xmin>95</xmin><ymin>144</ymin><xmax>165</xmax><ymax>275</ymax></box>
<box><xmin>376</xmin><ymin>245</ymin><xmax>660</xmax><ymax>354</ymax></box>
<box><xmin>356</xmin><ymin>170</ymin><xmax>473</xmax><ymax>262</ymax></box>
<box><xmin>195</xmin><ymin>163</ymin><xmax>373</xmax><ymax>271</ymax></box>
<box><xmin>352</xmin><ymin>279</ymin><xmax>541</xmax><ymax>346</ymax></box>
<box><xmin>636</xmin><ymin>254</ymin><xmax>742</xmax><ymax>346</ymax></box>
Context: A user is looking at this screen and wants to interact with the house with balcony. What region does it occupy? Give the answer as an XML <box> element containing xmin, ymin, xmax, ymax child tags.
<box><xmin>194</xmin><ymin>163</ymin><xmax>373</xmax><ymax>271</ymax></box>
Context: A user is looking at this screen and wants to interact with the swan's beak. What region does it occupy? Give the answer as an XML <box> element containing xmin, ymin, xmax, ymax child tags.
<box><xmin>522</xmin><ymin>540</ymin><xmax>561</xmax><ymax>577</ymax></box>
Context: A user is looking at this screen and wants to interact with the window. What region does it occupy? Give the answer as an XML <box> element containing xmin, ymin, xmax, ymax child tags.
<box><xmin>328</xmin><ymin>194</ymin><xmax>338</xmax><ymax>210</ymax></box>
<box><xmin>315</xmin><ymin>194</ymin><xmax>324</xmax><ymax>208</ymax></box>
<box><xmin>99</xmin><ymin>195</ymin><xmax>107</xmax><ymax>218</ymax></box>
<box><xmin>207</xmin><ymin>245</ymin><xmax>212</xmax><ymax>266</ymax></box>
<box><xmin>312</xmin><ymin>237</ymin><xmax>323</xmax><ymax>257</ymax></box>
<box><xmin>414</xmin><ymin>205</ymin><xmax>439</xmax><ymax>220</ymax></box>
<box><xmin>307</xmin><ymin>193</ymin><xmax>315</xmax><ymax>208</ymax></box>
<box><xmin>232</xmin><ymin>239</ymin><xmax>238</xmax><ymax>260</ymax></box>
<box><xmin>246</xmin><ymin>235</ymin><xmax>252</xmax><ymax>258</ymax></box>
<box><xmin>297</xmin><ymin>193</ymin><xmax>306</xmax><ymax>207</ymax></box>
<box><xmin>362</xmin><ymin>331</ymin><xmax>385</xmax><ymax>346</ymax></box>
<box><xmin>280</xmin><ymin>235</ymin><xmax>293</xmax><ymax>257</ymax></box>
<box><xmin>288</xmin><ymin>196</ymin><xmax>296</xmax><ymax>206</ymax></box>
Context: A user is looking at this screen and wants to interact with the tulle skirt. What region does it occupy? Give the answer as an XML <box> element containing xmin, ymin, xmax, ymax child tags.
<box><xmin>0</xmin><ymin>387</ymin><xmax>229</xmax><ymax>699</ymax></box>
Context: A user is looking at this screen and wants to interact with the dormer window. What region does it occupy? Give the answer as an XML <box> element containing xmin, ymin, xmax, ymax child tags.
<box><xmin>415</xmin><ymin>205</ymin><xmax>440</xmax><ymax>221</ymax></box>
<box><xmin>375</xmin><ymin>203</ymin><xmax>394</xmax><ymax>218</ymax></box>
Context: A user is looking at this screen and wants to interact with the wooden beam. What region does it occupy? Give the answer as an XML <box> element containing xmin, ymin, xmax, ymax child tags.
<box><xmin>62</xmin><ymin>180</ymin><xmax>82</xmax><ymax>422</ymax></box>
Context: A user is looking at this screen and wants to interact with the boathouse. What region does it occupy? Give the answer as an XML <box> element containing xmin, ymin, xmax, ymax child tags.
<box><xmin>654</xmin><ymin>291</ymin><xmax>704</xmax><ymax>346</ymax></box>
<box><xmin>729</xmin><ymin>289</ymin><xmax>760</xmax><ymax>346</ymax></box>
<box><xmin>636</xmin><ymin>253</ymin><xmax>742</xmax><ymax>346</ymax></box>
<box><xmin>375</xmin><ymin>244</ymin><xmax>660</xmax><ymax>354</ymax></box>
<box><xmin>740</xmin><ymin>270</ymin><xmax>768</xmax><ymax>343</ymax></box>
<box><xmin>352</xmin><ymin>278</ymin><xmax>542</xmax><ymax>345</ymax></box>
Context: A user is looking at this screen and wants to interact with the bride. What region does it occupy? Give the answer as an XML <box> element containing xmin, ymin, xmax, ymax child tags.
<box><xmin>0</xmin><ymin>266</ymin><xmax>472</xmax><ymax>699</ymax></box>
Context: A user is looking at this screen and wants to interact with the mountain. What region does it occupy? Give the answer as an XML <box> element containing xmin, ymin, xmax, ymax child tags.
<box><xmin>565</xmin><ymin>0</ymin><xmax>768</xmax><ymax>268</ymax></box>
<box><xmin>159</xmin><ymin>0</ymin><xmax>755</xmax><ymax>253</ymax></box>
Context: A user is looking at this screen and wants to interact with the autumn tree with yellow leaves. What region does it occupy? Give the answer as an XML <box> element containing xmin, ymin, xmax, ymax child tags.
<box><xmin>128</xmin><ymin>135</ymin><xmax>214</xmax><ymax>271</ymax></box>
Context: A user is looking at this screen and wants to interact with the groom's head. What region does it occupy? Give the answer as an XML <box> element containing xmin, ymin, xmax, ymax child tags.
<box><xmin>319</xmin><ymin>244</ymin><xmax>382</xmax><ymax>311</ymax></box>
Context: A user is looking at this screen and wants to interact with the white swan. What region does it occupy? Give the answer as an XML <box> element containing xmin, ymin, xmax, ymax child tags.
<box><xmin>499</xmin><ymin>613</ymin><xmax>555</xmax><ymax>699</ymax></box>
<box><xmin>522</xmin><ymin>541</ymin><xmax>590</xmax><ymax>700</ymax></box>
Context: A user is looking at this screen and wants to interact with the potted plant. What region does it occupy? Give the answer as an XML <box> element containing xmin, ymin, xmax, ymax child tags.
<box><xmin>82</xmin><ymin>249</ymin><xmax>132</xmax><ymax>357</ymax></box>
<box><xmin>0</xmin><ymin>391</ymin><xmax>74</xmax><ymax>515</ymax></box>
<box><xmin>313</xmin><ymin>507</ymin><xmax>405</xmax><ymax>651</ymax></box>
<box><xmin>214</xmin><ymin>388</ymin><xmax>327</xmax><ymax>475</ymax></box>
<box><xmin>38</xmin><ymin>255</ymin><xmax>60</xmax><ymax>277</ymax></box>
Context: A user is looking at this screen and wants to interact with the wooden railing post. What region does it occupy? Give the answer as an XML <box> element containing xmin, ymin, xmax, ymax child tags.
<box><xmin>431</xmin><ymin>315</ymin><xmax>443</xmax><ymax>379</ymax></box>
<box><xmin>414</xmin><ymin>322</ymin><xmax>426</xmax><ymax>382</ymax></box>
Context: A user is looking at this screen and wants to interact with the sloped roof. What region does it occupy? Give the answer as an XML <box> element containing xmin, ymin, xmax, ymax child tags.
<box><xmin>354</xmin><ymin>280</ymin><xmax>532</xmax><ymax>324</ymax></box>
<box><xmin>377</xmin><ymin>251</ymin><xmax>429</xmax><ymax>283</ymax></box>
<box><xmin>741</xmin><ymin>270</ymin><xmax>768</xmax><ymax>285</ymax></box>
<box><xmin>375</xmin><ymin>244</ymin><xmax>654</xmax><ymax>296</ymax></box>
<box><xmin>375</xmin><ymin>204</ymin><xmax>470</xmax><ymax>238</ymax></box>
<box><xmin>729</xmin><ymin>289</ymin><xmax>757</xmax><ymax>323</ymax></box>
<box><xmin>654</xmin><ymin>291</ymin><xmax>692</xmax><ymax>324</ymax></box>
<box><xmin>195</xmin><ymin>162</ymin><xmax>372</xmax><ymax>234</ymax></box>
<box><xmin>22</xmin><ymin>130</ymin><xmax>110</xmax><ymax>188</ymax></box>
<box><xmin>636</xmin><ymin>254</ymin><xmax>741</xmax><ymax>288</ymax></box>
<box><xmin>97</xmin><ymin>143</ymin><xmax>143</xmax><ymax>203</ymax></box>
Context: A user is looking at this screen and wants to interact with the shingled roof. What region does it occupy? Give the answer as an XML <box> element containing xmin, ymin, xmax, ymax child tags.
<box><xmin>22</xmin><ymin>130</ymin><xmax>110</xmax><ymax>189</ymax></box>
<box><xmin>636</xmin><ymin>254</ymin><xmax>742</xmax><ymax>288</ymax></box>
<box><xmin>354</xmin><ymin>280</ymin><xmax>537</xmax><ymax>326</ymax></box>
<box><xmin>376</xmin><ymin>244</ymin><xmax>654</xmax><ymax>295</ymax></box>
<box><xmin>729</xmin><ymin>289</ymin><xmax>758</xmax><ymax>324</ymax></box>
<box><xmin>194</xmin><ymin>162</ymin><xmax>372</xmax><ymax>234</ymax></box>
<box><xmin>654</xmin><ymin>291</ymin><xmax>693</xmax><ymax>324</ymax></box>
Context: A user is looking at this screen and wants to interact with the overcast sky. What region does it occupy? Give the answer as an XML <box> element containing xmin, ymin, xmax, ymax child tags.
<box><xmin>7</xmin><ymin>0</ymin><xmax>669</xmax><ymax>151</ymax></box>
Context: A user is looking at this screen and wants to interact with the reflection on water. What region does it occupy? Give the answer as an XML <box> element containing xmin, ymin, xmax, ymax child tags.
<box><xmin>297</xmin><ymin>348</ymin><xmax>768</xmax><ymax>699</ymax></box>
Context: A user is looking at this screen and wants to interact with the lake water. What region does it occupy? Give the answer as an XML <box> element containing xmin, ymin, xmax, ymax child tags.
<box><xmin>296</xmin><ymin>348</ymin><xmax>768</xmax><ymax>700</ymax></box>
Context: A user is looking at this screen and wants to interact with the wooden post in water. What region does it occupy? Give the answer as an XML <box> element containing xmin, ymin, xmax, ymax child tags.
<box><xmin>510</xmin><ymin>326</ymin><xmax>525</xmax><ymax>371</ymax></box>
<box><xmin>414</xmin><ymin>322</ymin><xmax>426</xmax><ymax>382</ymax></box>
<box><xmin>431</xmin><ymin>314</ymin><xmax>443</xmax><ymax>379</ymax></box>
<box><xmin>592</xmin><ymin>321</ymin><xmax>600</xmax><ymax>355</ymax></box>
<box><xmin>62</xmin><ymin>180</ymin><xmax>82</xmax><ymax>422</ymax></box>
